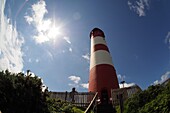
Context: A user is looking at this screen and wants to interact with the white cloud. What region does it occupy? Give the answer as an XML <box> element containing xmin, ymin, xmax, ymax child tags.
<box><xmin>24</xmin><ymin>0</ymin><xmax>48</xmax><ymax>44</ymax></box>
<box><xmin>118</xmin><ymin>74</ymin><xmax>135</xmax><ymax>88</ymax></box>
<box><xmin>35</xmin><ymin>59</ymin><xmax>39</xmax><ymax>63</ymax></box>
<box><xmin>68</xmin><ymin>76</ymin><xmax>89</xmax><ymax>89</ymax></box>
<box><xmin>128</xmin><ymin>0</ymin><xmax>150</xmax><ymax>17</ymax></box>
<box><xmin>28</xmin><ymin>58</ymin><xmax>32</xmax><ymax>62</ymax></box>
<box><xmin>63</xmin><ymin>37</ymin><xmax>71</xmax><ymax>44</ymax></box>
<box><xmin>47</xmin><ymin>51</ymin><xmax>53</xmax><ymax>60</ymax></box>
<box><xmin>117</xmin><ymin>74</ymin><xmax>125</xmax><ymax>80</ymax></box>
<box><xmin>28</xmin><ymin>58</ymin><xmax>41</xmax><ymax>63</ymax></box>
<box><xmin>165</xmin><ymin>32</ymin><xmax>170</xmax><ymax>49</ymax></box>
<box><xmin>68</xmin><ymin>76</ymin><xmax>81</xmax><ymax>84</ymax></box>
<box><xmin>69</xmin><ymin>47</ymin><xmax>72</xmax><ymax>52</ymax></box>
<box><xmin>80</xmin><ymin>83</ymin><xmax>89</xmax><ymax>89</ymax></box>
<box><xmin>24</xmin><ymin>0</ymin><xmax>63</xmax><ymax>44</ymax></box>
<box><xmin>119</xmin><ymin>82</ymin><xmax>136</xmax><ymax>88</ymax></box>
<box><xmin>82</xmin><ymin>53</ymin><xmax>90</xmax><ymax>62</ymax></box>
<box><xmin>63</xmin><ymin>37</ymin><xmax>72</xmax><ymax>53</ymax></box>
<box><xmin>0</xmin><ymin>0</ymin><xmax>24</xmax><ymax>72</ymax></box>
<box><xmin>24</xmin><ymin>15</ymin><xmax>33</xmax><ymax>24</ymax></box>
<box><xmin>153</xmin><ymin>80</ymin><xmax>159</xmax><ymax>85</ymax></box>
<box><xmin>27</xmin><ymin>0</ymin><xmax>47</xmax><ymax>26</ymax></box>
<box><xmin>154</xmin><ymin>71</ymin><xmax>170</xmax><ymax>85</ymax></box>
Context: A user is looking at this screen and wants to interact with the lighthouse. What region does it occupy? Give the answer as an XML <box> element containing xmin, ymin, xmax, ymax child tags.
<box><xmin>88</xmin><ymin>28</ymin><xmax>119</xmax><ymax>103</ymax></box>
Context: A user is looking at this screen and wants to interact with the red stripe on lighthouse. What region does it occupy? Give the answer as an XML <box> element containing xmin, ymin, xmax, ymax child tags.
<box><xmin>89</xmin><ymin>64</ymin><xmax>119</xmax><ymax>98</ymax></box>
<box><xmin>93</xmin><ymin>44</ymin><xmax>109</xmax><ymax>52</ymax></box>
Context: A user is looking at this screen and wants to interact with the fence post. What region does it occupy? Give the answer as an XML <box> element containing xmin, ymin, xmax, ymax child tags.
<box><xmin>65</xmin><ymin>91</ymin><xmax>68</xmax><ymax>102</ymax></box>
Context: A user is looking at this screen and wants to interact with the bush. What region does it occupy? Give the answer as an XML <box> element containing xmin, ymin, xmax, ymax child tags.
<box><xmin>123</xmin><ymin>82</ymin><xmax>170</xmax><ymax>113</ymax></box>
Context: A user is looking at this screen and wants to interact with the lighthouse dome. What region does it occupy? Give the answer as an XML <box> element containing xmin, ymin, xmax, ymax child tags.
<box><xmin>90</xmin><ymin>28</ymin><xmax>105</xmax><ymax>38</ymax></box>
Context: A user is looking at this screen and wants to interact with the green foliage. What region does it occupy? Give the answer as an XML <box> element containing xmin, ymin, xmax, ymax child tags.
<box><xmin>139</xmin><ymin>82</ymin><xmax>170</xmax><ymax>113</ymax></box>
<box><xmin>72</xmin><ymin>106</ymin><xmax>84</xmax><ymax>113</ymax></box>
<box><xmin>0</xmin><ymin>70</ymin><xmax>85</xmax><ymax>113</ymax></box>
<box><xmin>0</xmin><ymin>70</ymin><xmax>49</xmax><ymax>113</ymax></box>
<box><xmin>123</xmin><ymin>81</ymin><xmax>170</xmax><ymax>113</ymax></box>
<box><xmin>115</xmin><ymin>106</ymin><xmax>121</xmax><ymax>113</ymax></box>
<box><xmin>46</xmin><ymin>97</ymin><xmax>84</xmax><ymax>113</ymax></box>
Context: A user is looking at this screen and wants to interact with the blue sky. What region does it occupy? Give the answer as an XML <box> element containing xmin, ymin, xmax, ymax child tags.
<box><xmin>0</xmin><ymin>0</ymin><xmax>170</xmax><ymax>92</ymax></box>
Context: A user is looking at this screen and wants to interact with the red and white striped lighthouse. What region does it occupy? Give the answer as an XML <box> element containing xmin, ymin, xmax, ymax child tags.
<box><xmin>88</xmin><ymin>28</ymin><xmax>119</xmax><ymax>103</ymax></box>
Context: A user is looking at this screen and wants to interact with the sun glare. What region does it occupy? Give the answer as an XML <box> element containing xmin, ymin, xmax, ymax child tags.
<box><xmin>35</xmin><ymin>18</ymin><xmax>64</xmax><ymax>44</ymax></box>
<box><xmin>48</xmin><ymin>25</ymin><xmax>62</xmax><ymax>39</ymax></box>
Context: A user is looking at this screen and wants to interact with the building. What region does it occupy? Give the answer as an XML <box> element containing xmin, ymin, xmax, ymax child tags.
<box><xmin>111</xmin><ymin>84</ymin><xmax>142</xmax><ymax>106</ymax></box>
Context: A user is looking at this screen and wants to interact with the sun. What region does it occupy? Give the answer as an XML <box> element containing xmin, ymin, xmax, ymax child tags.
<box><xmin>39</xmin><ymin>19</ymin><xmax>63</xmax><ymax>42</ymax></box>
<box><xmin>48</xmin><ymin>25</ymin><xmax>62</xmax><ymax>40</ymax></box>
<box><xmin>35</xmin><ymin>18</ymin><xmax>64</xmax><ymax>44</ymax></box>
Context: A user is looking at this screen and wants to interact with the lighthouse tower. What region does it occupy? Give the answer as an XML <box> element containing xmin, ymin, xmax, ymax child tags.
<box><xmin>88</xmin><ymin>28</ymin><xmax>119</xmax><ymax>103</ymax></box>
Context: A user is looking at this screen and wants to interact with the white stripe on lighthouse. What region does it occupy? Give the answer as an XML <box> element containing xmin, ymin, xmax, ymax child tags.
<box><xmin>90</xmin><ymin>50</ymin><xmax>114</xmax><ymax>70</ymax></box>
<box><xmin>91</xmin><ymin>36</ymin><xmax>107</xmax><ymax>53</ymax></box>
<box><xmin>91</xmin><ymin>36</ymin><xmax>107</xmax><ymax>46</ymax></box>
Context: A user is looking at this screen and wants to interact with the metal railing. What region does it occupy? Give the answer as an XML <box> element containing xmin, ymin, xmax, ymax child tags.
<box><xmin>84</xmin><ymin>92</ymin><xmax>98</xmax><ymax>113</ymax></box>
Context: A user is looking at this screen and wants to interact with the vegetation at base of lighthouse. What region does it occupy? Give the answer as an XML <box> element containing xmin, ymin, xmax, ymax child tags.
<box><xmin>0</xmin><ymin>70</ymin><xmax>84</xmax><ymax>113</ymax></box>
<box><xmin>116</xmin><ymin>81</ymin><xmax>170</xmax><ymax>113</ymax></box>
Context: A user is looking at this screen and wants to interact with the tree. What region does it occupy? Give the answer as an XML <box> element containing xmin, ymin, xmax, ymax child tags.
<box><xmin>139</xmin><ymin>82</ymin><xmax>170</xmax><ymax>113</ymax></box>
<box><xmin>123</xmin><ymin>81</ymin><xmax>170</xmax><ymax>113</ymax></box>
<box><xmin>0</xmin><ymin>70</ymin><xmax>49</xmax><ymax>113</ymax></box>
<box><xmin>0</xmin><ymin>70</ymin><xmax>84</xmax><ymax>113</ymax></box>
